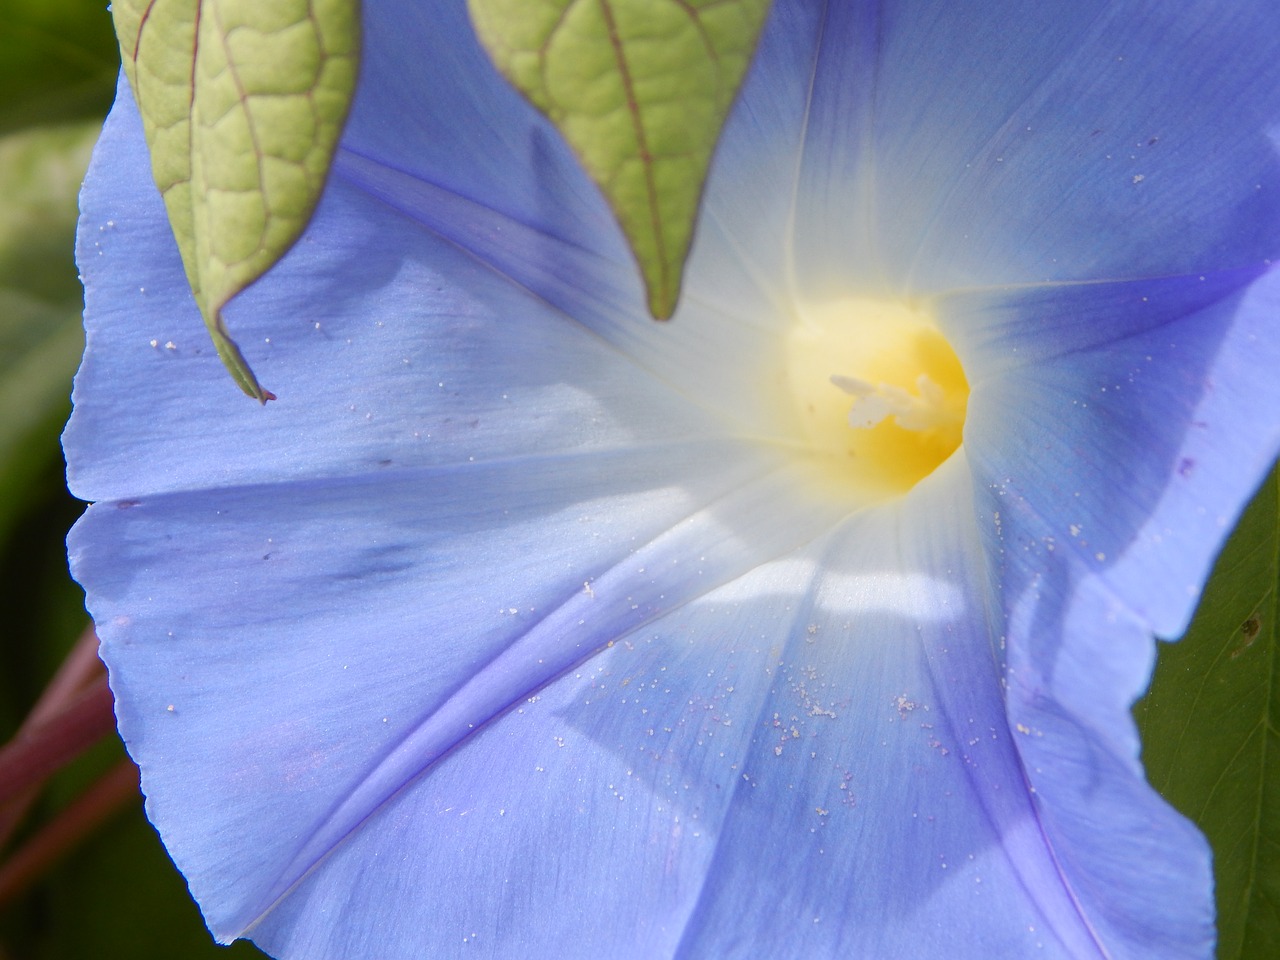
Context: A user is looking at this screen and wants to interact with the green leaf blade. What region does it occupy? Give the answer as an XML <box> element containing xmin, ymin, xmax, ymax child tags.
<box><xmin>111</xmin><ymin>0</ymin><xmax>360</xmax><ymax>400</ymax></box>
<box><xmin>469</xmin><ymin>0</ymin><xmax>773</xmax><ymax>319</ymax></box>
<box><xmin>1136</xmin><ymin>466</ymin><xmax>1280</xmax><ymax>960</ymax></box>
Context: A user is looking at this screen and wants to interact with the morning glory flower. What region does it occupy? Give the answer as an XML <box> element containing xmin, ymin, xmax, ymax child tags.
<box><xmin>66</xmin><ymin>1</ymin><xmax>1280</xmax><ymax>958</ymax></box>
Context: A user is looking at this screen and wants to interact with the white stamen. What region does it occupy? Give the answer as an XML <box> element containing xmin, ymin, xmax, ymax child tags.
<box><xmin>830</xmin><ymin>373</ymin><xmax>961</xmax><ymax>433</ymax></box>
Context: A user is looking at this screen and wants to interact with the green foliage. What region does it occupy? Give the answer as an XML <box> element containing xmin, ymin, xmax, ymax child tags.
<box><xmin>0</xmin><ymin>0</ymin><xmax>119</xmax><ymax>134</ymax></box>
<box><xmin>0</xmin><ymin>0</ymin><xmax>117</xmax><ymax>545</ymax></box>
<box><xmin>469</xmin><ymin>0</ymin><xmax>773</xmax><ymax>319</ymax></box>
<box><xmin>110</xmin><ymin>0</ymin><xmax>361</xmax><ymax>400</ymax></box>
<box><xmin>1136</xmin><ymin>465</ymin><xmax>1280</xmax><ymax>960</ymax></box>
<box><xmin>0</xmin><ymin>124</ymin><xmax>94</xmax><ymax>545</ymax></box>
<box><xmin>0</xmin><ymin>2</ymin><xmax>269</xmax><ymax>955</ymax></box>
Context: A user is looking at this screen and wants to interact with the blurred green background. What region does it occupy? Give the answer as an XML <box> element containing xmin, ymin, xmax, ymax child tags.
<box><xmin>0</xmin><ymin>1</ymin><xmax>263</xmax><ymax>955</ymax></box>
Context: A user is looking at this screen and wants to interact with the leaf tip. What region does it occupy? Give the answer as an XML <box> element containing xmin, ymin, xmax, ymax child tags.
<box><xmin>644</xmin><ymin>268</ymin><xmax>680</xmax><ymax>321</ymax></box>
<box><xmin>207</xmin><ymin>313</ymin><xmax>272</xmax><ymax>403</ymax></box>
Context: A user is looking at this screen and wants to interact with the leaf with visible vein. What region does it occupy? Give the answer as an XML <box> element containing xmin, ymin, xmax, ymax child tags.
<box><xmin>111</xmin><ymin>0</ymin><xmax>360</xmax><ymax>400</ymax></box>
<box><xmin>1136</xmin><ymin>465</ymin><xmax>1280</xmax><ymax>960</ymax></box>
<box><xmin>469</xmin><ymin>0</ymin><xmax>772</xmax><ymax>319</ymax></box>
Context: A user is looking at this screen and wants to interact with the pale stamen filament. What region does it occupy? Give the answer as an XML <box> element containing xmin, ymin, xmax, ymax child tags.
<box><xmin>830</xmin><ymin>373</ymin><xmax>962</xmax><ymax>433</ymax></box>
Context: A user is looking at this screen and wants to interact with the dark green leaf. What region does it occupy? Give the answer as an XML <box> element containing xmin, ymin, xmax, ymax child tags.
<box><xmin>0</xmin><ymin>0</ymin><xmax>119</xmax><ymax>134</ymax></box>
<box><xmin>1136</xmin><ymin>465</ymin><xmax>1280</xmax><ymax>960</ymax></box>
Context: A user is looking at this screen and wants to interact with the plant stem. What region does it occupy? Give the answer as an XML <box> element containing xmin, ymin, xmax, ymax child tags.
<box><xmin>0</xmin><ymin>759</ymin><xmax>139</xmax><ymax>908</ymax></box>
<box><xmin>0</xmin><ymin>673</ymin><xmax>115</xmax><ymax>809</ymax></box>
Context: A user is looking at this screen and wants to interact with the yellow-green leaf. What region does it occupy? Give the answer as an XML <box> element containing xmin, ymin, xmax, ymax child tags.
<box><xmin>112</xmin><ymin>0</ymin><xmax>360</xmax><ymax>400</ymax></box>
<box><xmin>469</xmin><ymin>0</ymin><xmax>772</xmax><ymax>319</ymax></box>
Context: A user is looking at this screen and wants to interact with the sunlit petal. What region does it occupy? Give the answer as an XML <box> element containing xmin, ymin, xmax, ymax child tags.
<box><xmin>64</xmin><ymin>2</ymin><xmax>1280</xmax><ymax>959</ymax></box>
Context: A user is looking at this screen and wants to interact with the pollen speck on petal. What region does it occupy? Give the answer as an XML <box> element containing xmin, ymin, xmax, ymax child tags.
<box><xmin>65</xmin><ymin>2</ymin><xmax>1280</xmax><ymax>960</ymax></box>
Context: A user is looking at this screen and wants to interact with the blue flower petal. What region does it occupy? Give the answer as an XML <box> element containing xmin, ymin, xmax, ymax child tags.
<box><xmin>780</xmin><ymin>1</ymin><xmax>1280</xmax><ymax>292</ymax></box>
<box><xmin>342</xmin><ymin>0</ymin><xmax>617</xmax><ymax>260</ymax></box>
<box><xmin>1001</xmin><ymin>574</ymin><xmax>1213</xmax><ymax>958</ymax></box>
<box><xmin>65</xmin><ymin>1</ymin><xmax>1280</xmax><ymax>959</ymax></box>
<box><xmin>73</xmin><ymin>445</ymin><xmax>855</xmax><ymax>945</ymax></box>
<box><xmin>949</xmin><ymin>266</ymin><xmax>1280</xmax><ymax>957</ymax></box>
<box><xmin>76</xmin><ymin>456</ymin><xmax>1118</xmax><ymax>959</ymax></box>
<box><xmin>960</xmin><ymin>268</ymin><xmax>1280</xmax><ymax>639</ymax></box>
<box><xmin>67</xmin><ymin>79</ymin><xmax>715</xmax><ymax>503</ymax></box>
<box><xmin>658</xmin><ymin>462</ymin><xmax>1113</xmax><ymax>959</ymax></box>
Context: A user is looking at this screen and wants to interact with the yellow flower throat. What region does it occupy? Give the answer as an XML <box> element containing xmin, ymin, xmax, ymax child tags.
<box><xmin>784</xmin><ymin>298</ymin><xmax>969</xmax><ymax>499</ymax></box>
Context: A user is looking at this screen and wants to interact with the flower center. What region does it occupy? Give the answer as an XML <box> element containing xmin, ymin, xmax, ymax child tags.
<box><xmin>783</xmin><ymin>297</ymin><xmax>969</xmax><ymax>498</ymax></box>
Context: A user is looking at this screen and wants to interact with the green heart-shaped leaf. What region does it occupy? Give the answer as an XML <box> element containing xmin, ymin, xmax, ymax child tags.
<box><xmin>112</xmin><ymin>0</ymin><xmax>360</xmax><ymax>400</ymax></box>
<box><xmin>469</xmin><ymin>0</ymin><xmax>772</xmax><ymax>319</ymax></box>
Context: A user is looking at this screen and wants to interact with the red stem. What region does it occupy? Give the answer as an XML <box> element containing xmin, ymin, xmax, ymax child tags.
<box><xmin>0</xmin><ymin>675</ymin><xmax>117</xmax><ymax>809</ymax></box>
<box><xmin>25</xmin><ymin>625</ymin><xmax>106</xmax><ymax>727</ymax></box>
<box><xmin>0</xmin><ymin>625</ymin><xmax>108</xmax><ymax>849</ymax></box>
<box><xmin>0</xmin><ymin>759</ymin><xmax>139</xmax><ymax>908</ymax></box>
